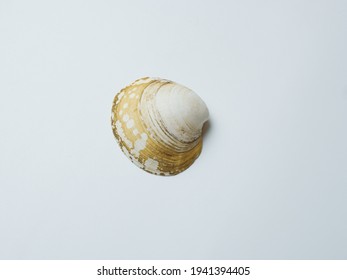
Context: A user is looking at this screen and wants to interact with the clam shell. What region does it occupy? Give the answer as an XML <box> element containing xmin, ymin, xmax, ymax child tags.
<box><xmin>111</xmin><ymin>77</ymin><xmax>209</xmax><ymax>176</ymax></box>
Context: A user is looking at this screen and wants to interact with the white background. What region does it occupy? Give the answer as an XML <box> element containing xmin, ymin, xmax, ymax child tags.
<box><xmin>0</xmin><ymin>0</ymin><xmax>346</xmax><ymax>259</ymax></box>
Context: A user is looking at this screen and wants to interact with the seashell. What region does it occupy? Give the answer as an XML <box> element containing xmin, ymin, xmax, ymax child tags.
<box><xmin>111</xmin><ymin>77</ymin><xmax>209</xmax><ymax>176</ymax></box>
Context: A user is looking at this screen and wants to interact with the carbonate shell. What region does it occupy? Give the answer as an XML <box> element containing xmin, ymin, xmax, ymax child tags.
<box><xmin>111</xmin><ymin>77</ymin><xmax>209</xmax><ymax>176</ymax></box>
